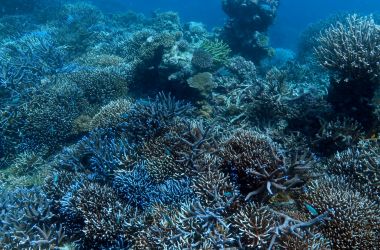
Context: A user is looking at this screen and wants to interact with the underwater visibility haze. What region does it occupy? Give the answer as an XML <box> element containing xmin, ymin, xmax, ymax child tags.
<box><xmin>0</xmin><ymin>0</ymin><xmax>380</xmax><ymax>249</ymax></box>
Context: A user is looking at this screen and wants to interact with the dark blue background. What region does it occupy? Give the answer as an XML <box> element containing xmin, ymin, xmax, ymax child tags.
<box><xmin>92</xmin><ymin>0</ymin><xmax>380</xmax><ymax>50</ymax></box>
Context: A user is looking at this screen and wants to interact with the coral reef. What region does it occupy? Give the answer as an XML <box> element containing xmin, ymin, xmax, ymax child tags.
<box><xmin>327</xmin><ymin>139</ymin><xmax>380</xmax><ymax>200</ymax></box>
<box><xmin>1</xmin><ymin>2</ymin><xmax>379</xmax><ymax>249</ymax></box>
<box><xmin>219</xmin><ymin>129</ymin><xmax>306</xmax><ymax>202</ymax></box>
<box><xmin>313</xmin><ymin>117</ymin><xmax>365</xmax><ymax>156</ymax></box>
<box><xmin>187</xmin><ymin>72</ymin><xmax>217</xmax><ymax>98</ymax></box>
<box><xmin>315</xmin><ymin>14</ymin><xmax>380</xmax><ymax>131</ymax></box>
<box><xmin>315</xmin><ymin>14</ymin><xmax>380</xmax><ymax>80</ymax></box>
<box><xmin>199</xmin><ymin>39</ymin><xmax>232</xmax><ymax>66</ymax></box>
<box><xmin>301</xmin><ymin>176</ymin><xmax>380</xmax><ymax>249</ymax></box>
<box><xmin>0</xmin><ymin>187</ymin><xmax>66</xmax><ymax>249</ymax></box>
<box><xmin>221</xmin><ymin>0</ymin><xmax>279</xmax><ymax>62</ymax></box>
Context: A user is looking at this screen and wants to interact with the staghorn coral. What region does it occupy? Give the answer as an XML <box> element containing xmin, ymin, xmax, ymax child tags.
<box><xmin>0</xmin><ymin>187</ymin><xmax>66</xmax><ymax>249</ymax></box>
<box><xmin>0</xmin><ymin>29</ymin><xmax>67</xmax><ymax>109</ymax></box>
<box><xmin>192</xmin><ymin>160</ymin><xmax>241</xmax><ymax>210</ymax></box>
<box><xmin>231</xmin><ymin>202</ymin><xmax>277</xmax><ymax>248</ymax></box>
<box><xmin>168</xmin><ymin>200</ymin><xmax>234</xmax><ymax>248</ymax></box>
<box><xmin>170</xmin><ymin>120</ymin><xmax>220</xmax><ymax>175</ymax></box>
<box><xmin>114</xmin><ymin>163</ymin><xmax>194</xmax><ymax>209</ymax></box>
<box><xmin>212</xmin><ymin>56</ymin><xmax>261</xmax><ymax>121</ymax></box>
<box><xmin>297</xmin><ymin>13</ymin><xmax>349</xmax><ymax>63</ymax></box>
<box><xmin>315</xmin><ymin>14</ymin><xmax>380</xmax><ymax>80</ymax></box>
<box><xmin>120</xmin><ymin>92</ymin><xmax>194</xmax><ymax>141</ymax></box>
<box><xmin>314</xmin><ymin>15</ymin><xmax>380</xmax><ymax>129</ymax></box>
<box><xmin>66</xmin><ymin>182</ymin><xmax>134</xmax><ymax>247</ymax></box>
<box><xmin>278</xmin><ymin>233</ymin><xmax>331</xmax><ymax>250</ymax></box>
<box><xmin>265</xmin><ymin>209</ymin><xmax>331</xmax><ymax>250</ymax></box>
<box><xmin>230</xmin><ymin>202</ymin><xmax>330</xmax><ymax>249</ymax></box>
<box><xmin>327</xmin><ymin>139</ymin><xmax>380</xmax><ymax>200</ymax></box>
<box><xmin>2</xmin><ymin>2</ymin><xmax>380</xmax><ymax>248</ymax></box>
<box><xmin>113</xmin><ymin>163</ymin><xmax>157</xmax><ymax>209</ymax></box>
<box><xmin>62</xmin><ymin>128</ymin><xmax>132</xmax><ymax>178</ymax></box>
<box><xmin>155</xmin><ymin>177</ymin><xmax>194</xmax><ymax>205</ymax></box>
<box><xmin>137</xmin><ymin>135</ymin><xmax>184</xmax><ymax>182</ymax></box>
<box><xmin>301</xmin><ymin>175</ymin><xmax>380</xmax><ymax>249</ymax></box>
<box><xmin>313</xmin><ymin>117</ymin><xmax>365</xmax><ymax>156</ymax></box>
<box><xmin>219</xmin><ymin>129</ymin><xmax>291</xmax><ymax>201</ymax></box>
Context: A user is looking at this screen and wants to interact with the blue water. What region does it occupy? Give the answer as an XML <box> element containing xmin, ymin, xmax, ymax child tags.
<box><xmin>93</xmin><ymin>0</ymin><xmax>380</xmax><ymax>50</ymax></box>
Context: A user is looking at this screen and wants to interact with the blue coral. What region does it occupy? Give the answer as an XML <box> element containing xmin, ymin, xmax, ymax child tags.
<box><xmin>57</xmin><ymin>128</ymin><xmax>133</xmax><ymax>178</ymax></box>
<box><xmin>113</xmin><ymin>163</ymin><xmax>194</xmax><ymax>209</ymax></box>
<box><xmin>113</xmin><ymin>163</ymin><xmax>156</xmax><ymax>209</ymax></box>
<box><xmin>0</xmin><ymin>187</ymin><xmax>65</xmax><ymax>249</ymax></box>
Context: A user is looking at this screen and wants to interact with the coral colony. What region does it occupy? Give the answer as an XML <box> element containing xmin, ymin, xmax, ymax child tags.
<box><xmin>0</xmin><ymin>0</ymin><xmax>380</xmax><ymax>249</ymax></box>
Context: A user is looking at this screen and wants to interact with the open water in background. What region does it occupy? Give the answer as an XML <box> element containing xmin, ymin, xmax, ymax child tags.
<box><xmin>92</xmin><ymin>0</ymin><xmax>380</xmax><ymax>50</ymax></box>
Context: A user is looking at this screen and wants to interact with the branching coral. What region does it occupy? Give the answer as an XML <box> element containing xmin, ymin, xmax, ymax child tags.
<box><xmin>314</xmin><ymin>14</ymin><xmax>380</xmax><ymax>131</ymax></box>
<box><xmin>297</xmin><ymin>13</ymin><xmax>349</xmax><ymax>62</ymax></box>
<box><xmin>2</xmin><ymin>2</ymin><xmax>380</xmax><ymax>249</ymax></box>
<box><xmin>68</xmin><ymin>129</ymin><xmax>132</xmax><ymax>177</ymax></box>
<box><xmin>66</xmin><ymin>65</ymin><xmax>131</xmax><ymax>106</ymax></box>
<box><xmin>327</xmin><ymin>139</ymin><xmax>380</xmax><ymax>200</ymax></box>
<box><xmin>219</xmin><ymin>129</ymin><xmax>291</xmax><ymax>201</ymax></box>
<box><xmin>231</xmin><ymin>202</ymin><xmax>277</xmax><ymax>248</ymax></box>
<box><xmin>199</xmin><ymin>39</ymin><xmax>231</xmax><ymax>66</ymax></box>
<box><xmin>301</xmin><ymin>175</ymin><xmax>380</xmax><ymax>249</ymax></box>
<box><xmin>0</xmin><ymin>188</ymin><xmax>66</xmax><ymax>249</ymax></box>
<box><xmin>313</xmin><ymin>117</ymin><xmax>365</xmax><ymax>156</ymax></box>
<box><xmin>113</xmin><ymin>163</ymin><xmax>157</xmax><ymax>209</ymax></box>
<box><xmin>315</xmin><ymin>14</ymin><xmax>380</xmax><ymax>80</ymax></box>
<box><xmin>54</xmin><ymin>2</ymin><xmax>105</xmax><ymax>56</ymax></box>
<box><xmin>169</xmin><ymin>200</ymin><xmax>235</xmax><ymax>248</ymax></box>
<box><xmin>114</xmin><ymin>163</ymin><xmax>193</xmax><ymax>209</ymax></box>
<box><xmin>171</xmin><ymin>120</ymin><xmax>219</xmax><ymax>175</ymax></box>
<box><xmin>121</xmin><ymin>92</ymin><xmax>194</xmax><ymax>141</ymax></box>
<box><xmin>2</xmin><ymin>79</ymin><xmax>85</xmax><ymax>154</ymax></box>
<box><xmin>192</xmin><ymin>166</ymin><xmax>240</xmax><ymax>210</ymax></box>
<box><xmin>230</xmin><ymin>202</ymin><xmax>330</xmax><ymax>249</ymax></box>
<box><xmin>137</xmin><ymin>135</ymin><xmax>184</xmax><ymax>182</ymax></box>
<box><xmin>67</xmin><ymin>182</ymin><xmax>134</xmax><ymax>247</ymax></box>
<box><xmin>0</xmin><ymin>29</ymin><xmax>67</xmax><ymax>108</ymax></box>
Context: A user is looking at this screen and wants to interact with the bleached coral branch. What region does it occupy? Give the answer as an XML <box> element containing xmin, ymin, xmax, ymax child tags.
<box><xmin>315</xmin><ymin>14</ymin><xmax>380</xmax><ymax>80</ymax></box>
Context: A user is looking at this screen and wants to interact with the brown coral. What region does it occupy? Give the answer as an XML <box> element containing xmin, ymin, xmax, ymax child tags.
<box><xmin>220</xmin><ymin>130</ymin><xmax>287</xmax><ymax>201</ymax></box>
<box><xmin>301</xmin><ymin>176</ymin><xmax>380</xmax><ymax>249</ymax></box>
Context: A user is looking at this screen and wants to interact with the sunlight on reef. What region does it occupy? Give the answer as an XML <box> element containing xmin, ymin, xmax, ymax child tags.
<box><xmin>0</xmin><ymin>0</ymin><xmax>379</xmax><ymax>249</ymax></box>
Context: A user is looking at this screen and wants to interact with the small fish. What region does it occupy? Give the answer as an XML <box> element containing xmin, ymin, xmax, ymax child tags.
<box><xmin>224</xmin><ymin>191</ymin><xmax>232</xmax><ymax>197</ymax></box>
<box><xmin>164</xmin><ymin>147</ymin><xmax>171</xmax><ymax>156</ymax></box>
<box><xmin>53</xmin><ymin>173</ymin><xmax>59</xmax><ymax>185</ymax></box>
<box><xmin>304</xmin><ymin>202</ymin><xmax>318</xmax><ymax>216</ymax></box>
